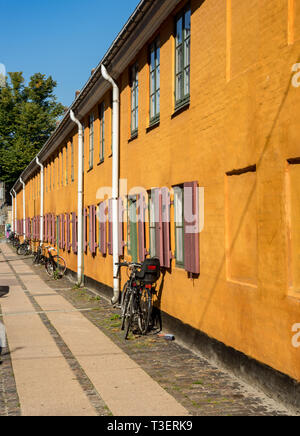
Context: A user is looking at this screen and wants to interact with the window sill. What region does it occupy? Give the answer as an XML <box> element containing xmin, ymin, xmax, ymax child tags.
<box><xmin>128</xmin><ymin>131</ymin><xmax>138</xmax><ymax>143</ymax></box>
<box><xmin>97</xmin><ymin>159</ymin><xmax>105</xmax><ymax>166</ymax></box>
<box><xmin>146</xmin><ymin>118</ymin><xmax>160</xmax><ymax>133</ymax></box>
<box><xmin>172</xmin><ymin>98</ymin><xmax>190</xmax><ymax>119</ymax></box>
<box><xmin>87</xmin><ymin>167</ymin><xmax>94</xmax><ymax>173</ymax></box>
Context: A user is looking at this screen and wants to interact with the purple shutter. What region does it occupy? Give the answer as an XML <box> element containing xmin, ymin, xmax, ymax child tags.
<box><xmin>184</xmin><ymin>181</ymin><xmax>200</xmax><ymax>275</ymax></box>
<box><xmin>108</xmin><ymin>199</ymin><xmax>113</xmax><ymax>256</ymax></box>
<box><xmin>99</xmin><ymin>202</ymin><xmax>107</xmax><ymax>255</ymax></box>
<box><xmin>93</xmin><ymin>206</ymin><xmax>97</xmax><ymax>254</ymax></box>
<box><xmin>62</xmin><ymin>214</ymin><xmax>66</xmax><ymax>250</ymax></box>
<box><xmin>161</xmin><ymin>187</ymin><xmax>171</xmax><ymax>268</ymax></box>
<box><xmin>84</xmin><ymin>208</ymin><xmax>87</xmax><ymax>252</ymax></box>
<box><xmin>154</xmin><ymin>189</ymin><xmax>163</xmax><ymax>266</ymax></box>
<box><xmin>138</xmin><ymin>193</ymin><xmax>146</xmax><ymax>262</ymax></box>
<box><xmin>45</xmin><ymin>215</ymin><xmax>47</xmax><ymax>242</ymax></box>
<box><xmin>119</xmin><ymin>198</ymin><xmax>125</xmax><ymax>257</ymax></box>
<box><xmin>89</xmin><ymin>206</ymin><xmax>96</xmax><ymax>254</ymax></box>
<box><xmin>52</xmin><ymin>214</ymin><xmax>55</xmax><ymax>245</ymax></box>
<box><xmin>72</xmin><ymin>212</ymin><xmax>76</xmax><ymax>253</ymax></box>
<box><xmin>66</xmin><ymin>214</ymin><xmax>70</xmax><ymax>252</ymax></box>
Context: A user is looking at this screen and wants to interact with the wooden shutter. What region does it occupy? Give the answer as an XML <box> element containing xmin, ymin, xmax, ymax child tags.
<box><xmin>89</xmin><ymin>206</ymin><xmax>96</xmax><ymax>255</ymax></box>
<box><xmin>71</xmin><ymin>212</ymin><xmax>78</xmax><ymax>254</ymax></box>
<box><xmin>184</xmin><ymin>181</ymin><xmax>200</xmax><ymax>275</ymax></box>
<box><xmin>84</xmin><ymin>208</ymin><xmax>87</xmax><ymax>252</ymax></box>
<box><xmin>98</xmin><ymin>202</ymin><xmax>107</xmax><ymax>255</ymax></box>
<box><xmin>161</xmin><ymin>187</ymin><xmax>171</xmax><ymax>268</ymax></box>
<box><xmin>154</xmin><ymin>189</ymin><xmax>163</xmax><ymax>266</ymax></box>
<box><xmin>66</xmin><ymin>213</ymin><xmax>70</xmax><ymax>252</ymax></box>
<box><xmin>138</xmin><ymin>193</ymin><xmax>146</xmax><ymax>262</ymax></box>
<box><xmin>108</xmin><ymin>199</ymin><xmax>113</xmax><ymax>256</ymax></box>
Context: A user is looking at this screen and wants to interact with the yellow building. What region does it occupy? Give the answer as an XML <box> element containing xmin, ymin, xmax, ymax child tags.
<box><xmin>11</xmin><ymin>0</ymin><xmax>300</xmax><ymax>408</ymax></box>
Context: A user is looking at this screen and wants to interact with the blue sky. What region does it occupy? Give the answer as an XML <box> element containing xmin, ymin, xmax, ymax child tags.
<box><xmin>0</xmin><ymin>0</ymin><xmax>139</xmax><ymax>106</ymax></box>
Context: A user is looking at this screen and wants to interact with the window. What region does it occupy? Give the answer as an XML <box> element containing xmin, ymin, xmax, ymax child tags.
<box><xmin>130</xmin><ymin>64</ymin><xmax>139</xmax><ymax>135</ymax></box>
<box><xmin>66</xmin><ymin>144</ymin><xmax>68</xmax><ymax>185</ymax></box>
<box><xmin>128</xmin><ymin>197</ymin><xmax>138</xmax><ymax>262</ymax></box>
<box><xmin>175</xmin><ymin>6</ymin><xmax>191</xmax><ymax>106</ymax></box>
<box><xmin>174</xmin><ymin>186</ymin><xmax>184</xmax><ymax>266</ymax></box>
<box><xmin>61</xmin><ymin>148</ymin><xmax>64</xmax><ymax>186</ymax></box>
<box><xmin>89</xmin><ymin>114</ymin><xmax>94</xmax><ymax>169</ymax></box>
<box><xmin>71</xmin><ymin>141</ymin><xmax>74</xmax><ymax>182</ymax></box>
<box><xmin>99</xmin><ymin>103</ymin><xmax>105</xmax><ymax>162</ymax></box>
<box><xmin>149</xmin><ymin>39</ymin><xmax>160</xmax><ymax>122</ymax></box>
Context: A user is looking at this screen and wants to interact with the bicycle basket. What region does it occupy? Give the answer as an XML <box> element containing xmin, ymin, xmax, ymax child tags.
<box><xmin>136</xmin><ymin>258</ymin><xmax>161</xmax><ymax>284</ymax></box>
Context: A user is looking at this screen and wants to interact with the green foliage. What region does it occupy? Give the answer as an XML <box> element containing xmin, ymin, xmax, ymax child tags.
<box><xmin>0</xmin><ymin>72</ymin><xmax>65</xmax><ymax>185</ymax></box>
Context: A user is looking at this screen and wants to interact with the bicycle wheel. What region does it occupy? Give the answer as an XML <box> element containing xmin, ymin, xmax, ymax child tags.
<box><xmin>52</xmin><ymin>255</ymin><xmax>67</xmax><ymax>277</ymax></box>
<box><xmin>17</xmin><ymin>245</ymin><xmax>26</xmax><ymax>256</ymax></box>
<box><xmin>121</xmin><ymin>283</ymin><xmax>130</xmax><ymax>331</ymax></box>
<box><xmin>137</xmin><ymin>288</ymin><xmax>152</xmax><ymax>335</ymax></box>
<box><xmin>124</xmin><ymin>293</ymin><xmax>134</xmax><ymax>340</ymax></box>
<box><xmin>45</xmin><ymin>259</ymin><xmax>54</xmax><ymax>277</ymax></box>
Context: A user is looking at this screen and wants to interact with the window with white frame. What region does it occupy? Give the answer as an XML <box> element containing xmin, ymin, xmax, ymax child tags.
<box><xmin>175</xmin><ymin>6</ymin><xmax>191</xmax><ymax>107</ymax></box>
<box><xmin>149</xmin><ymin>39</ymin><xmax>160</xmax><ymax>122</ymax></box>
<box><xmin>130</xmin><ymin>64</ymin><xmax>139</xmax><ymax>135</ymax></box>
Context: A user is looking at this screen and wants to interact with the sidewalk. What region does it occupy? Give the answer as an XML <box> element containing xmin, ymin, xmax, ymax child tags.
<box><xmin>0</xmin><ymin>242</ymin><xmax>292</xmax><ymax>416</ymax></box>
<box><xmin>0</xmin><ymin>243</ymin><xmax>187</xmax><ymax>416</ymax></box>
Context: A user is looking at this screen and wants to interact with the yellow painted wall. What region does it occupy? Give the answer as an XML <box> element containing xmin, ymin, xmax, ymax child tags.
<box><xmin>15</xmin><ymin>0</ymin><xmax>300</xmax><ymax>382</ymax></box>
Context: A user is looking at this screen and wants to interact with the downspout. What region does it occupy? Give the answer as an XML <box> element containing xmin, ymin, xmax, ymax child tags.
<box><xmin>20</xmin><ymin>178</ymin><xmax>26</xmax><ymax>238</ymax></box>
<box><xmin>36</xmin><ymin>157</ymin><xmax>44</xmax><ymax>244</ymax></box>
<box><xmin>70</xmin><ymin>110</ymin><xmax>84</xmax><ymax>286</ymax></box>
<box><xmin>12</xmin><ymin>189</ymin><xmax>17</xmax><ymax>235</ymax></box>
<box><xmin>101</xmin><ymin>64</ymin><xmax>120</xmax><ymax>305</ymax></box>
<box><xmin>10</xmin><ymin>192</ymin><xmax>14</xmax><ymax>233</ymax></box>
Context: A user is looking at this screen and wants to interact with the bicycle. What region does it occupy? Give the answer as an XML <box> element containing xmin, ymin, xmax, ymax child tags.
<box><xmin>44</xmin><ymin>245</ymin><xmax>67</xmax><ymax>278</ymax></box>
<box><xmin>117</xmin><ymin>258</ymin><xmax>161</xmax><ymax>339</ymax></box>
<box><xmin>17</xmin><ymin>238</ymin><xmax>32</xmax><ymax>256</ymax></box>
<box><xmin>33</xmin><ymin>243</ymin><xmax>47</xmax><ymax>265</ymax></box>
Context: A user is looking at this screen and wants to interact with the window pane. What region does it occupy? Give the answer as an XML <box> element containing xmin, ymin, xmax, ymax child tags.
<box><xmin>156</xmin><ymin>90</ymin><xmax>160</xmax><ymax>115</ymax></box>
<box><xmin>176</xmin><ymin>17</ymin><xmax>183</xmax><ymax>45</ymax></box>
<box><xmin>176</xmin><ymin>45</ymin><xmax>183</xmax><ymax>74</ymax></box>
<box><xmin>184</xmin><ymin>37</ymin><xmax>190</xmax><ymax>68</ymax></box>
<box><xmin>176</xmin><ymin>74</ymin><xmax>183</xmax><ymax>101</ymax></box>
<box><xmin>184</xmin><ymin>67</ymin><xmax>190</xmax><ymax>96</ymax></box>
<box><xmin>156</xmin><ymin>64</ymin><xmax>160</xmax><ymax>90</ymax></box>
<box><xmin>150</xmin><ymin>70</ymin><xmax>155</xmax><ymax>95</ymax></box>
<box><xmin>176</xmin><ymin>227</ymin><xmax>184</xmax><ymax>263</ymax></box>
<box><xmin>184</xmin><ymin>9</ymin><xmax>191</xmax><ymax>38</ymax></box>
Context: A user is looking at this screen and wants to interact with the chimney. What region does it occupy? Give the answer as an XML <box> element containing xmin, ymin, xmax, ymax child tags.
<box><xmin>91</xmin><ymin>68</ymin><xmax>96</xmax><ymax>76</ymax></box>
<box><xmin>75</xmin><ymin>90</ymin><xmax>80</xmax><ymax>99</ymax></box>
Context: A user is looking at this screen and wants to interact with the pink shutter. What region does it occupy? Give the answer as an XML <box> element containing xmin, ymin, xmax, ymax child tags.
<box><xmin>52</xmin><ymin>214</ymin><xmax>55</xmax><ymax>245</ymax></box>
<box><xmin>89</xmin><ymin>206</ymin><xmax>96</xmax><ymax>255</ymax></box>
<box><xmin>66</xmin><ymin>214</ymin><xmax>70</xmax><ymax>252</ymax></box>
<box><xmin>138</xmin><ymin>193</ymin><xmax>146</xmax><ymax>262</ymax></box>
<box><xmin>84</xmin><ymin>208</ymin><xmax>87</xmax><ymax>252</ymax></box>
<box><xmin>63</xmin><ymin>214</ymin><xmax>66</xmax><ymax>250</ymax></box>
<box><xmin>161</xmin><ymin>187</ymin><xmax>171</xmax><ymax>268</ymax></box>
<box><xmin>119</xmin><ymin>198</ymin><xmax>125</xmax><ymax>257</ymax></box>
<box><xmin>99</xmin><ymin>202</ymin><xmax>107</xmax><ymax>255</ymax></box>
<box><xmin>184</xmin><ymin>182</ymin><xmax>200</xmax><ymax>275</ymax></box>
<box><xmin>154</xmin><ymin>189</ymin><xmax>163</xmax><ymax>266</ymax></box>
<box><xmin>72</xmin><ymin>213</ymin><xmax>76</xmax><ymax>253</ymax></box>
<box><xmin>108</xmin><ymin>199</ymin><xmax>113</xmax><ymax>256</ymax></box>
<box><xmin>93</xmin><ymin>205</ymin><xmax>97</xmax><ymax>254</ymax></box>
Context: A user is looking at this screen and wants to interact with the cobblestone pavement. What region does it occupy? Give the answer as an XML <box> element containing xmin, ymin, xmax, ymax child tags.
<box><xmin>0</xmin><ymin>244</ymin><xmax>293</xmax><ymax>416</ymax></box>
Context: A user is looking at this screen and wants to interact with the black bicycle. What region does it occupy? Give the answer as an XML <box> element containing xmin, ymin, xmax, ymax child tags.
<box><xmin>44</xmin><ymin>245</ymin><xmax>67</xmax><ymax>278</ymax></box>
<box><xmin>117</xmin><ymin>258</ymin><xmax>160</xmax><ymax>340</ymax></box>
<box><xmin>17</xmin><ymin>238</ymin><xmax>32</xmax><ymax>256</ymax></box>
<box><xmin>33</xmin><ymin>244</ymin><xmax>47</xmax><ymax>265</ymax></box>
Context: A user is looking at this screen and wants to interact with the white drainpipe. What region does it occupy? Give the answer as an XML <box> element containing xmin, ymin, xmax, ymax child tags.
<box><xmin>20</xmin><ymin>178</ymin><xmax>26</xmax><ymax>238</ymax></box>
<box><xmin>101</xmin><ymin>64</ymin><xmax>120</xmax><ymax>305</ymax></box>
<box><xmin>12</xmin><ymin>189</ymin><xmax>17</xmax><ymax>234</ymax></box>
<box><xmin>10</xmin><ymin>192</ymin><xmax>14</xmax><ymax>233</ymax></box>
<box><xmin>36</xmin><ymin>157</ymin><xmax>44</xmax><ymax>244</ymax></box>
<box><xmin>70</xmin><ymin>110</ymin><xmax>84</xmax><ymax>286</ymax></box>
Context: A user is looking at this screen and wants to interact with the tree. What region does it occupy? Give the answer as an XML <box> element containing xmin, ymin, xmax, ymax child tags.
<box><xmin>0</xmin><ymin>72</ymin><xmax>65</xmax><ymax>186</ymax></box>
